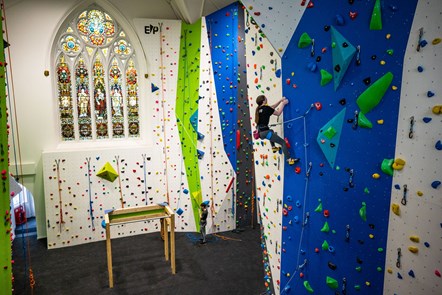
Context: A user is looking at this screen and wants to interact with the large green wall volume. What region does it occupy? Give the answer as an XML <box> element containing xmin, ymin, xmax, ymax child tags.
<box><xmin>176</xmin><ymin>20</ymin><xmax>203</xmax><ymax>231</ymax></box>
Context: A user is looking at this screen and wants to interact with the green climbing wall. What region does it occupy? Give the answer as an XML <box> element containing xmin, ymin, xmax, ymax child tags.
<box><xmin>176</xmin><ymin>20</ymin><xmax>203</xmax><ymax>231</ymax></box>
<box><xmin>0</xmin><ymin>17</ymin><xmax>12</xmax><ymax>294</ymax></box>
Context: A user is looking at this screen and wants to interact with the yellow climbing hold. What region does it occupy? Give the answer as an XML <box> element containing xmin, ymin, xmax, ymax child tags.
<box><xmin>291</xmin><ymin>72</ymin><xmax>295</xmax><ymax>76</ymax></box>
<box><xmin>391</xmin><ymin>85</ymin><xmax>398</xmax><ymax>90</ymax></box>
<box><xmin>380</xmin><ymin>60</ymin><xmax>386</xmax><ymax>65</ymax></box>
<box><xmin>387</xmin><ymin>268</ymin><xmax>393</xmax><ymax>274</ymax></box>
<box><xmin>278</xmin><ymin>48</ymin><xmax>283</xmax><ymax>52</ymax></box>
<box><xmin>391</xmin><ymin>203</ymin><xmax>400</xmax><ymax>216</ymax></box>
<box><xmin>377</xmin><ymin>119</ymin><xmax>384</xmax><ymax>124</ymax></box>
<box><xmin>408</xmin><ymin>246</ymin><xmax>419</xmax><ymax>253</ymax></box>
<box><xmin>432</xmin><ymin>105</ymin><xmax>442</xmax><ymax>114</ymax></box>
<box><xmin>372</xmin><ymin>173</ymin><xmax>380</xmax><ymax>179</ymax></box>
<box><xmin>365</xmin><ymin>281</ymin><xmax>371</xmax><ymax>287</ymax></box>
<box><xmin>417</xmin><ymin>191</ymin><xmax>423</xmax><ymax>196</ymax></box>
<box><xmin>410</xmin><ymin>235</ymin><xmax>420</xmax><ymax>243</ymax></box>
<box><xmin>386</xmin><ymin>33</ymin><xmax>391</xmax><ymax>39</ymax></box>
<box><xmin>369</xmin><ymin>234</ymin><xmax>374</xmax><ymax>239</ymax></box>
<box><xmin>392</xmin><ymin>158</ymin><xmax>406</xmax><ymax>170</ymax></box>
<box><xmin>432</xmin><ymin>38</ymin><xmax>441</xmax><ymax>45</ymax></box>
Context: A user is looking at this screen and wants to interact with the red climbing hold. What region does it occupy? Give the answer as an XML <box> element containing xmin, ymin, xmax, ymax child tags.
<box><xmin>295</xmin><ymin>167</ymin><xmax>301</xmax><ymax>174</ymax></box>
<box><xmin>349</xmin><ymin>11</ymin><xmax>358</xmax><ymax>20</ymax></box>
<box><xmin>286</xmin><ymin>78</ymin><xmax>291</xmax><ymax>85</ymax></box>
<box><xmin>283</xmin><ymin>208</ymin><xmax>288</xmax><ymax>216</ymax></box>
<box><xmin>435</xmin><ymin>270</ymin><xmax>441</xmax><ymax>277</ymax></box>
<box><xmin>301</xmin><ymin>0</ymin><xmax>307</xmax><ymax>6</ymax></box>
<box><xmin>323</xmin><ymin>209</ymin><xmax>330</xmax><ymax>217</ymax></box>
<box><xmin>314</xmin><ymin>102</ymin><xmax>322</xmax><ymax>110</ymax></box>
<box><xmin>307</xmin><ymin>1</ymin><xmax>314</xmax><ymax>8</ymax></box>
<box><xmin>254</xmin><ymin>12</ymin><xmax>261</xmax><ymax>16</ymax></box>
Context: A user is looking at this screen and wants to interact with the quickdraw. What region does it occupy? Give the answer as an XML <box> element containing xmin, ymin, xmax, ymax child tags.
<box><xmin>409</xmin><ymin>116</ymin><xmax>415</xmax><ymax>138</ymax></box>
<box><xmin>303</xmin><ymin>212</ymin><xmax>310</xmax><ymax>227</ymax></box>
<box><xmin>345</xmin><ymin>224</ymin><xmax>350</xmax><ymax>242</ymax></box>
<box><xmin>417</xmin><ymin>27</ymin><xmax>424</xmax><ymax>52</ymax></box>
<box><xmin>54</xmin><ymin>159</ymin><xmax>65</xmax><ymax>233</ymax></box>
<box><xmin>86</xmin><ymin>157</ymin><xmax>94</xmax><ymax>230</ymax></box>
<box><xmin>306</xmin><ymin>162</ymin><xmax>312</xmax><ymax>177</ymax></box>
<box><xmin>396</xmin><ymin>247</ymin><xmax>402</xmax><ymax>268</ymax></box>
<box><xmin>142</xmin><ymin>154</ymin><xmax>148</xmax><ymax>205</ymax></box>
<box><xmin>356</xmin><ymin>45</ymin><xmax>361</xmax><ymax>66</ymax></box>
<box><xmin>352</xmin><ymin>110</ymin><xmax>359</xmax><ymax>130</ymax></box>
<box><xmin>401</xmin><ymin>184</ymin><xmax>408</xmax><ymax>206</ymax></box>
<box><xmin>310</xmin><ymin>39</ymin><xmax>315</xmax><ymax>57</ymax></box>
<box><xmin>115</xmin><ymin>156</ymin><xmax>125</xmax><ymax>208</ymax></box>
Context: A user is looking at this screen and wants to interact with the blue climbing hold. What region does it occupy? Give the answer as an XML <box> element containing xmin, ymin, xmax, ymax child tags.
<box><xmin>417</xmin><ymin>66</ymin><xmax>424</xmax><ymax>72</ymax></box>
<box><xmin>294</xmin><ymin>216</ymin><xmax>299</xmax><ymax>223</ymax></box>
<box><xmin>335</xmin><ymin>14</ymin><xmax>345</xmax><ymax>26</ymax></box>
<box><xmin>296</xmin><ymin>200</ymin><xmax>302</xmax><ymax>207</ymax></box>
<box><xmin>287</xmin><ymin>195</ymin><xmax>293</xmax><ymax>202</ymax></box>
<box><xmin>307</xmin><ymin>61</ymin><xmax>317</xmax><ymax>72</ymax></box>
<box><xmin>427</xmin><ymin>91</ymin><xmax>435</xmax><ymax>97</ymax></box>
<box><xmin>275</xmin><ymin>69</ymin><xmax>281</xmax><ymax>78</ymax></box>
<box><xmin>183</xmin><ymin>188</ymin><xmax>189</xmax><ymax>194</ymax></box>
<box><xmin>394</xmin><ymin>184</ymin><xmax>401</xmax><ymax>190</ymax></box>
<box><xmin>423</xmin><ymin>117</ymin><xmax>432</xmax><ymax>123</ymax></box>
<box><xmin>435</xmin><ymin>140</ymin><xmax>442</xmax><ymax>150</ymax></box>
<box><xmin>101</xmin><ymin>220</ymin><xmax>106</xmax><ymax>229</ymax></box>
<box><xmin>431</xmin><ymin>181</ymin><xmax>441</xmax><ymax>189</ymax></box>
<box><xmin>397</xmin><ymin>273</ymin><xmax>403</xmax><ymax>279</ymax></box>
<box><xmin>419</xmin><ymin>40</ymin><xmax>428</xmax><ymax>48</ymax></box>
<box><xmin>424</xmin><ymin>242</ymin><xmax>430</xmax><ymax>248</ymax></box>
<box><xmin>408</xmin><ymin>270</ymin><xmax>415</xmax><ymax>278</ymax></box>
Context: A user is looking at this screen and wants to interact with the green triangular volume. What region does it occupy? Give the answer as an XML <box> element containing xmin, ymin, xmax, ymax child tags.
<box><xmin>370</xmin><ymin>0</ymin><xmax>382</xmax><ymax>30</ymax></box>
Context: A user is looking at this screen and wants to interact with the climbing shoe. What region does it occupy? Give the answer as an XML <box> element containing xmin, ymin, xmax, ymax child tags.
<box><xmin>272</xmin><ymin>146</ymin><xmax>280</xmax><ymax>153</ymax></box>
<box><xmin>287</xmin><ymin>158</ymin><xmax>300</xmax><ymax>165</ymax></box>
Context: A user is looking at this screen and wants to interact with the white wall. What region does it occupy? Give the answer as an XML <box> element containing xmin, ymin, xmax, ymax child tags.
<box><xmin>384</xmin><ymin>0</ymin><xmax>442</xmax><ymax>294</ymax></box>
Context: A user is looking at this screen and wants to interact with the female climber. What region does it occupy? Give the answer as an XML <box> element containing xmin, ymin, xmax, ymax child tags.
<box><xmin>255</xmin><ymin>94</ymin><xmax>299</xmax><ymax>165</ymax></box>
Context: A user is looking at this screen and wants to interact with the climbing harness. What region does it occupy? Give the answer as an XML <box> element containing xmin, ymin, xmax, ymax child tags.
<box><xmin>401</xmin><ymin>184</ymin><xmax>408</xmax><ymax>206</ymax></box>
<box><xmin>408</xmin><ymin>116</ymin><xmax>415</xmax><ymax>139</ymax></box>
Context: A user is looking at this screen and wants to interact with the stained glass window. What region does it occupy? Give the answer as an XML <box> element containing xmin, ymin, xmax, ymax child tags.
<box><xmin>57</xmin><ymin>55</ymin><xmax>74</xmax><ymax>140</ymax></box>
<box><xmin>55</xmin><ymin>7</ymin><xmax>139</xmax><ymax>141</ymax></box>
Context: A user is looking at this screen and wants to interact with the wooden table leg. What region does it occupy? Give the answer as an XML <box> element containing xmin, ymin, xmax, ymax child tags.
<box><xmin>164</xmin><ymin>217</ymin><xmax>169</xmax><ymax>261</ymax></box>
<box><xmin>170</xmin><ymin>215</ymin><xmax>175</xmax><ymax>274</ymax></box>
<box><xmin>106</xmin><ymin>223</ymin><xmax>114</xmax><ymax>288</ymax></box>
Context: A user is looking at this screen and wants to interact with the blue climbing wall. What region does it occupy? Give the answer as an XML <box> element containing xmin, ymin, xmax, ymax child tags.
<box><xmin>206</xmin><ymin>4</ymin><xmax>240</xmax><ymax>170</ymax></box>
<box><xmin>279</xmin><ymin>1</ymin><xmax>418</xmax><ymax>294</ymax></box>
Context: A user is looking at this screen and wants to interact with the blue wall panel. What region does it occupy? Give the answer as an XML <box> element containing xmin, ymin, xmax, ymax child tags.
<box><xmin>280</xmin><ymin>1</ymin><xmax>418</xmax><ymax>294</ymax></box>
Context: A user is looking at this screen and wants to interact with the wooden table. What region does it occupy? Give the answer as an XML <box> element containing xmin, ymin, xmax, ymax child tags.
<box><xmin>105</xmin><ymin>204</ymin><xmax>176</xmax><ymax>288</ymax></box>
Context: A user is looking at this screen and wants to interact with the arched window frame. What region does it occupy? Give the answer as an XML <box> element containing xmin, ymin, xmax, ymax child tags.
<box><xmin>53</xmin><ymin>4</ymin><xmax>144</xmax><ymax>143</ymax></box>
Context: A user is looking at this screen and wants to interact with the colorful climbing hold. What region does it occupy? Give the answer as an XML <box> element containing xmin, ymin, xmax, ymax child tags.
<box><xmin>326</xmin><ymin>276</ymin><xmax>339</xmax><ymax>289</ymax></box>
<box><xmin>320</xmin><ymin>69</ymin><xmax>333</xmax><ymax>86</ymax></box>
<box><xmin>370</xmin><ymin>0</ymin><xmax>382</xmax><ymax>30</ymax></box>
<box><xmin>381</xmin><ymin>158</ymin><xmax>394</xmax><ymax>176</ymax></box>
<box><xmin>321</xmin><ymin>222</ymin><xmax>330</xmax><ymax>233</ymax></box>
<box><xmin>409</xmin><ymin>235</ymin><xmax>420</xmax><ymax>243</ymax></box>
<box><xmin>431</xmin><ymin>180</ymin><xmax>441</xmax><ymax>189</ymax></box>
<box><xmin>304</xmin><ymin>280</ymin><xmax>314</xmax><ymax>293</ymax></box>
<box><xmin>359</xmin><ymin>202</ymin><xmax>367</xmax><ymax>221</ymax></box>
<box><xmin>298</xmin><ymin>32</ymin><xmax>312</xmax><ymax>48</ymax></box>
<box><xmin>322</xmin><ymin>240</ymin><xmax>329</xmax><ymax>250</ymax></box>
<box><xmin>358</xmin><ymin>112</ymin><xmax>373</xmax><ymax>128</ymax></box>
<box><xmin>391</xmin><ymin>203</ymin><xmax>400</xmax><ymax>216</ymax></box>
<box><xmin>372</xmin><ymin>173</ymin><xmax>380</xmax><ymax>179</ymax></box>
<box><xmin>408</xmin><ymin>246</ymin><xmax>419</xmax><ymax>253</ymax></box>
<box><xmin>356</xmin><ymin>72</ymin><xmax>393</xmax><ymax>114</ymax></box>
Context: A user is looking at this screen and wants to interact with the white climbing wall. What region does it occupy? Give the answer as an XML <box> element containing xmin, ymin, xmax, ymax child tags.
<box><xmin>43</xmin><ymin>146</ymin><xmax>166</xmax><ymax>249</ymax></box>
<box><xmin>384</xmin><ymin>0</ymin><xmax>442</xmax><ymax>294</ymax></box>
<box><xmin>245</xmin><ymin>11</ymin><xmax>284</xmax><ymax>294</ymax></box>
<box><xmin>241</xmin><ymin>0</ymin><xmax>306</xmax><ymax>56</ymax></box>
<box><xmin>197</xmin><ymin>17</ymin><xmax>236</xmax><ymax>233</ymax></box>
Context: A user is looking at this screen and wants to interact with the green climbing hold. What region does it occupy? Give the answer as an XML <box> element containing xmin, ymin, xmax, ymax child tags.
<box><xmin>370</xmin><ymin>0</ymin><xmax>382</xmax><ymax>30</ymax></box>
<box><xmin>321</xmin><ymin>222</ymin><xmax>330</xmax><ymax>233</ymax></box>
<box><xmin>324</xmin><ymin>126</ymin><xmax>337</xmax><ymax>139</ymax></box>
<box><xmin>322</xmin><ymin>240</ymin><xmax>329</xmax><ymax>250</ymax></box>
<box><xmin>378</xmin><ymin>247</ymin><xmax>384</xmax><ymax>252</ymax></box>
<box><xmin>386</xmin><ymin>49</ymin><xmax>394</xmax><ymax>55</ymax></box>
<box><xmin>298</xmin><ymin>32</ymin><xmax>312</xmax><ymax>48</ymax></box>
<box><xmin>314</xmin><ymin>200</ymin><xmax>323</xmax><ymax>212</ymax></box>
<box><xmin>358</xmin><ymin>112</ymin><xmax>373</xmax><ymax>128</ymax></box>
<box><xmin>355</xmin><ymin>266</ymin><xmax>362</xmax><ymax>272</ymax></box>
<box><xmin>381</xmin><ymin>158</ymin><xmax>394</xmax><ymax>176</ymax></box>
<box><xmin>304</xmin><ymin>280</ymin><xmax>314</xmax><ymax>293</ymax></box>
<box><xmin>364</xmin><ymin>187</ymin><xmax>370</xmax><ymax>194</ymax></box>
<box><xmin>320</xmin><ymin>69</ymin><xmax>333</xmax><ymax>86</ymax></box>
<box><xmin>356</xmin><ymin>72</ymin><xmax>393</xmax><ymax>114</ymax></box>
<box><xmin>354</xmin><ymin>284</ymin><xmax>361</xmax><ymax>290</ymax></box>
<box><xmin>326</xmin><ymin>276</ymin><xmax>339</xmax><ymax>289</ymax></box>
<box><xmin>377</xmin><ymin>267</ymin><xmax>383</xmax><ymax>272</ymax></box>
<box><xmin>359</xmin><ymin>202</ymin><xmax>367</xmax><ymax>222</ymax></box>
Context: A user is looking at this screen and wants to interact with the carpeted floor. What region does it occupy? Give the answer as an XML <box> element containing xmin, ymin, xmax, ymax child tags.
<box><xmin>12</xmin><ymin>226</ymin><xmax>268</xmax><ymax>295</ymax></box>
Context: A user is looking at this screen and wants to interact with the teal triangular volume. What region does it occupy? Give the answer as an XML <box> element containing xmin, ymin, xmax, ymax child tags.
<box><xmin>331</xmin><ymin>26</ymin><xmax>356</xmax><ymax>91</ymax></box>
<box><xmin>190</xmin><ymin>110</ymin><xmax>199</xmax><ymax>133</ymax></box>
<box><xmin>316</xmin><ymin>108</ymin><xmax>346</xmax><ymax>168</ymax></box>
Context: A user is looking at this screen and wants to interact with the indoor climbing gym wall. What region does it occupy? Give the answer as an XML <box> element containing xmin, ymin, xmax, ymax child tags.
<box><xmin>0</xmin><ymin>15</ymin><xmax>12</xmax><ymax>293</ymax></box>
<box><xmin>206</xmin><ymin>3</ymin><xmax>255</xmax><ymax>228</ymax></box>
<box><xmin>384</xmin><ymin>0</ymin><xmax>442</xmax><ymax>294</ymax></box>
<box><xmin>244</xmin><ymin>9</ymin><xmax>286</xmax><ymax>294</ymax></box>
<box><xmin>279</xmin><ymin>1</ymin><xmax>420</xmax><ymax>294</ymax></box>
<box><xmin>243</xmin><ymin>0</ymin><xmax>428</xmax><ymax>294</ymax></box>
